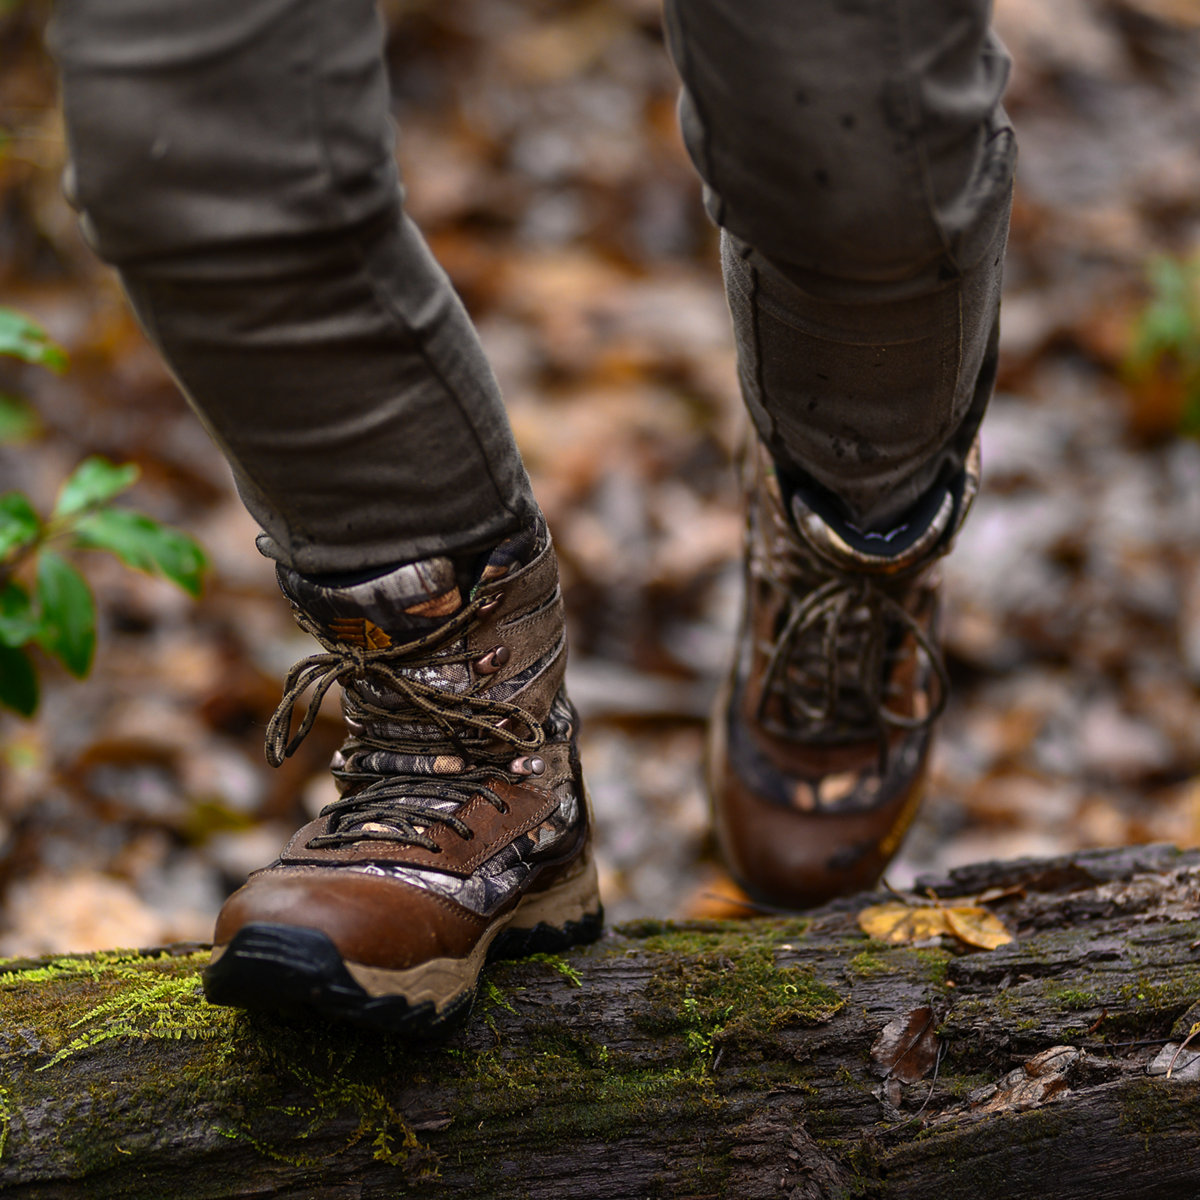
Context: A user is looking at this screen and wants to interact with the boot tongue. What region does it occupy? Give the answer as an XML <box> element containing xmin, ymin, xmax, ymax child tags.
<box><xmin>276</xmin><ymin>527</ymin><xmax>547</xmax><ymax>839</ymax></box>
<box><xmin>278</xmin><ymin>521</ymin><xmax>541</xmax><ymax>648</ymax></box>
<box><xmin>278</xmin><ymin>557</ymin><xmax>462</xmax><ymax>647</ymax></box>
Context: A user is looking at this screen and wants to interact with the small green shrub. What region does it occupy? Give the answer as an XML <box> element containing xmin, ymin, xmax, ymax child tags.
<box><xmin>0</xmin><ymin>307</ymin><xmax>207</xmax><ymax>716</ymax></box>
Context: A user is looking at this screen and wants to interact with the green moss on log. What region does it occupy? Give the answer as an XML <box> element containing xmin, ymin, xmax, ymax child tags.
<box><xmin>7</xmin><ymin>854</ymin><xmax>1197</xmax><ymax>1198</ymax></box>
<box><xmin>0</xmin><ymin>949</ymin><xmax>445</xmax><ymax>1181</ymax></box>
<box><xmin>0</xmin><ymin>923</ymin><xmax>851</xmax><ymax>1192</ymax></box>
<box><xmin>847</xmin><ymin>950</ymin><xmax>895</xmax><ymax>978</ymax></box>
<box><xmin>617</xmin><ymin>916</ymin><xmax>844</xmax><ymax>1058</ymax></box>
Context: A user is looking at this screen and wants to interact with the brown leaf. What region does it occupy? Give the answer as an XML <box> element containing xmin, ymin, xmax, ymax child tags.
<box><xmin>974</xmin><ymin>884</ymin><xmax>1026</xmax><ymax>905</ymax></box>
<box><xmin>870</xmin><ymin>1007</ymin><xmax>939</xmax><ymax>1084</ymax></box>
<box><xmin>972</xmin><ymin>1047</ymin><xmax>1079</xmax><ymax>1113</ymax></box>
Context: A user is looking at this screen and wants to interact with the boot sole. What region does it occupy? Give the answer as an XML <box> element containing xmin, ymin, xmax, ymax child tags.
<box><xmin>202</xmin><ymin>847</ymin><xmax>603</xmax><ymax>1035</ymax></box>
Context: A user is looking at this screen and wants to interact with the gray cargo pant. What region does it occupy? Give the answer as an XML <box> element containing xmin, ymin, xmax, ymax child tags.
<box><xmin>49</xmin><ymin>0</ymin><xmax>1014</xmax><ymax>577</ymax></box>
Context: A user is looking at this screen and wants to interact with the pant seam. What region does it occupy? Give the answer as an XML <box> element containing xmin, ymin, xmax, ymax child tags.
<box><xmin>303</xmin><ymin>0</ymin><xmax>527</xmax><ymax>556</ymax></box>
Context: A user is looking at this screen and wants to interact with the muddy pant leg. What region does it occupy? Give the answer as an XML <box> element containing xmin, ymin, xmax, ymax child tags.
<box><xmin>48</xmin><ymin>0</ymin><xmax>536</xmax><ymax>576</ymax></box>
<box><xmin>663</xmin><ymin>0</ymin><xmax>1015</xmax><ymax>529</ymax></box>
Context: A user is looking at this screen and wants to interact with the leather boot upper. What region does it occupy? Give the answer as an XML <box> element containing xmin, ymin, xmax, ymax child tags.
<box><xmin>710</xmin><ymin>439</ymin><xmax>979</xmax><ymax>909</ymax></box>
<box><xmin>214</xmin><ymin>522</ymin><xmax>590</xmax><ymax>969</ymax></box>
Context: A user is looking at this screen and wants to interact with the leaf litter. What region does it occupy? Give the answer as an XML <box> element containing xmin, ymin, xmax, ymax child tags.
<box><xmin>2</xmin><ymin>0</ymin><xmax>1200</xmax><ymax>947</ymax></box>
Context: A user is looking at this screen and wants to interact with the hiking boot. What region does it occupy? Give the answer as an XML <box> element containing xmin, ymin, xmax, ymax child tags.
<box><xmin>708</xmin><ymin>439</ymin><xmax>980</xmax><ymax>910</ymax></box>
<box><xmin>203</xmin><ymin>520</ymin><xmax>601</xmax><ymax>1032</ymax></box>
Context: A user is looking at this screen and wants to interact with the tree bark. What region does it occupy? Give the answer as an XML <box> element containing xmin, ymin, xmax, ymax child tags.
<box><xmin>2</xmin><ymin>843</ymin><xmax>1199</xmax><ymax>1199</ymax></box>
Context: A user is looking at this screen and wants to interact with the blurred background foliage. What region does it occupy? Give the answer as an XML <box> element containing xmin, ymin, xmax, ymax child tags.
<box><xmin>1124</xmin><ymin>254</ymin><xmax>1200</xmax><ymax>436</ymax></box>
<box><xmin>2</xmin><ymin>0</ymin><xmax>1200</xmax><ymax>953</ymax></box>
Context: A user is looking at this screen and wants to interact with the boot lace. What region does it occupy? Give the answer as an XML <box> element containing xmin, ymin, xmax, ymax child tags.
<box><xmin>265</xmin><ymin>595</ymin><xmax>546</xmax><ymax>853</ymax></box>
<box><xmin>757</xmin><ymin>566</ymin><xmax>948</xmax><ymax>762</ymax></box>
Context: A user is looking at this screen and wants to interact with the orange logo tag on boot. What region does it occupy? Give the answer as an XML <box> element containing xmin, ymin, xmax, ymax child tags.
<box><xmin>327</xmin><ymin>618</ymin><xmax>393</xmax><ymax>649</ymax></box>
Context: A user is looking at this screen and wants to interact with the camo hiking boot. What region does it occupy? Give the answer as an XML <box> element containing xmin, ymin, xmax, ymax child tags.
<box><xmin>709</xmin><ymin>439</ymin><xmax>980</xmax><ymax>910</ymax></box>
<box><xmin>203</xmin><ymin>521</ymin><xmax>601</xmax><ymax>1032</ymax></box>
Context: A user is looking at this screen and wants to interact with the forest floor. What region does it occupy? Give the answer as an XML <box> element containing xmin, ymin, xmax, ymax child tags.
<box><xmin>2</xmin><ymin>0</ymin><xmax>1200</xmax><ymax>952</ymax></box>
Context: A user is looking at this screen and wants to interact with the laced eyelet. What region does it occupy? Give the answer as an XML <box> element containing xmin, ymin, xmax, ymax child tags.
<box><xmin>510</xmin><ymin>755</ymin><xmax>546</xmax><ymax>777</ymax></box>
<box><xmin>475</xmin><ymin>645</ymin><xmax>511</xmax><ymax>675</ymax></box>
<box><xmin>478</xmin><ymin>592</ymin><xmax>504</xmax><ymax>613</ymax></box>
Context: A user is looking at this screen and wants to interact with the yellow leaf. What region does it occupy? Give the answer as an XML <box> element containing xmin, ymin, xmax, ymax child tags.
<box><xmin>857</xmin><ymin>901</ymin><xmax>1013</xmax><ymax>950</ymax></box>
<box><xmin>943</xmin><ymin>905</ymin><xmax>1013</xmax><ymax>950</ymax></box>
<box><xmin>857</xmin><ymin>902</ymin><xmax>950</xmax><ymax>944</ymax></box>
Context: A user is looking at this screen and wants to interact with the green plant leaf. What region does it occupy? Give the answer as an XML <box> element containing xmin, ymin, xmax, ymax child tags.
<box><xmin>0</xmin><ymin>642</ymin><xmax>38</xmax><ymax>716</ymax></box>
<box><xmin>73</xmin><ymin>508</ymin><xmax>207</xmax><ymax>597</ymax></box>
<box><xmin>0</xmin><ymin>492</ymin><xmax>40</xmax><ymax>561</ymax></box>
<box><xmin>53</xmin><ymin>457</ymin><xmax>140</xmax><ymax>521</ymax></box>
<box><xmin>1127</xmin><ymin>254</ymin><xmax>1200</xmax><ymax>372</ymax></box>
<box><xmin>34</xmin><ymin>549</ymin><xmax>95</xmax><ymax>678</ymax></box>
<box><xmin>0</xmin><ymin>308</ymin><xmax>68</xmax><ymax>372</ymax></box>
<box><xmin>0</xmin><ymin>582</ymin><xmax>40</xmax><ymax>648</ymax></box>
<box><xmin>0</xmin><ymin>394</ymin><xmax>39</xmax><ymax>444</ymax></box>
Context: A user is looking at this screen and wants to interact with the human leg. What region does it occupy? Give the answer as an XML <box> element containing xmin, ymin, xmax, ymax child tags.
<box><xmin>50</xmin><ymin>0</ymin><xmax>536</xmax><ymax>575</ymax></box>
<box><xmin>50</xmin><ymin>0</ymin><xmax>600</xmax><ymax>1028</ymax></box>
<box><xmin>663</xmin><ymin>0</ymin><xmax>1014</xmax><ymax>904</ymax></box>
<box><xmin>664</xmin><ymin>0</ymin><xmax>1012</xmax><ymax>527</ymax></box>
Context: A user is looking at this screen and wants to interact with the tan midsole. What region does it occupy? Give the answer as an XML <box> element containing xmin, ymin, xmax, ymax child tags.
<box><xmin>345</xmin><ymin>928</ymin><xmax>500</xmax><ymax>1010</ymax></box>
<box><xmin>508</xmin><ymin>845</ymin><xmax>600</xmax><ymax>931</ymax></box>
<box><xmin>345</xmin><ymin>846</ymin><xmax>600</xmax><ymax>1011</ymax></box>
<box><xmin>208</xmin><ymin>933</ymin><xmax>501</xmax><ymax>1014</ymax></box>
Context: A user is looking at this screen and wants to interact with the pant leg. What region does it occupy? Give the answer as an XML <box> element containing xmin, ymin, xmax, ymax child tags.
<box><xmin>48</xmin><ymin>0</ymin><xmax>537</xmax><ymax>577</ymax></box>
<box><xmin>662</xmin><ymin>0</ymin><xmax>1015</xmax><ymax>530</ymax></box>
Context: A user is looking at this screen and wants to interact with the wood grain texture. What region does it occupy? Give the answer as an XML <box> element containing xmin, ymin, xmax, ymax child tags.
<box><xmin>1</xmin><ymin>843</ymin><xmax>1199</xmax><ymax>1198</ymax></box>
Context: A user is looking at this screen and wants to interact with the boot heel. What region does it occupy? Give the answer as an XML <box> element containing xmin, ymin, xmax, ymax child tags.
<box><xmin>508</xmin><ymin>844</ymin><xmax>600</xmax><ymax>936</ymax></box>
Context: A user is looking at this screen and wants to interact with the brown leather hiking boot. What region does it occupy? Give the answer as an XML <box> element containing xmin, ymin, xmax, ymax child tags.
<box><xmin>203</xmin><ymin>521</ymin><xmax>601</xmax><ymax>1032</ymax></box>
<box><xmin>709</xmin><ymin>439</ymin><xmax>980</xmax><ymax>910</ymax></box>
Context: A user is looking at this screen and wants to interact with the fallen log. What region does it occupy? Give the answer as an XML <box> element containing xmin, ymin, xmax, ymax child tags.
<box><xmin>1</xmin><ymin>843</ymin><xmax>1199</xmax><ymax>1199</ymax></box>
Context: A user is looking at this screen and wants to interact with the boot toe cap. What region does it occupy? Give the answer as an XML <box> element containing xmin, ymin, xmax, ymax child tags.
<box><xmin>709</xmin><ymin>702</ymin><xmax>930</xmax><ymax>909</ymax></box>
<box><xmin>213</xmin><ymin>866</ymin><xmax>487</xmax><ymax>971</ymax></box>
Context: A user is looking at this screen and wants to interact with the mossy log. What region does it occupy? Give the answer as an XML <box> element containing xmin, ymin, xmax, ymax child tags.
<box><xmin>2</xmin><ymin>844</ymin><xmax>1200</xmax><ymax>1198</ymax></box>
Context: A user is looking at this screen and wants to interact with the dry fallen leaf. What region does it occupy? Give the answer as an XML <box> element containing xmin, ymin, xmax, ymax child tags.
<box><xmin>973</xmin><ymin>1046</ymin><xmax>1078</xmax><ymax>1113</ymax></box>
<box><xmin>858</xmin><ymin>901</ymin><xmax>1013</xmax><ymax>950</ymax></box>
<box><xmin>942</xmin><ymin>905</ymin><xmax>1014</xmax><ymax>951</ymax></box>
<box><xmin>857</xmin><ymin>902</ymin><xmax>947</xmax><ymax>944</ymax></box>
<box><xmin>870</xmin><ymin>1007</ymin><xmax>939</xmax><ymax>1083</ymax></box>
